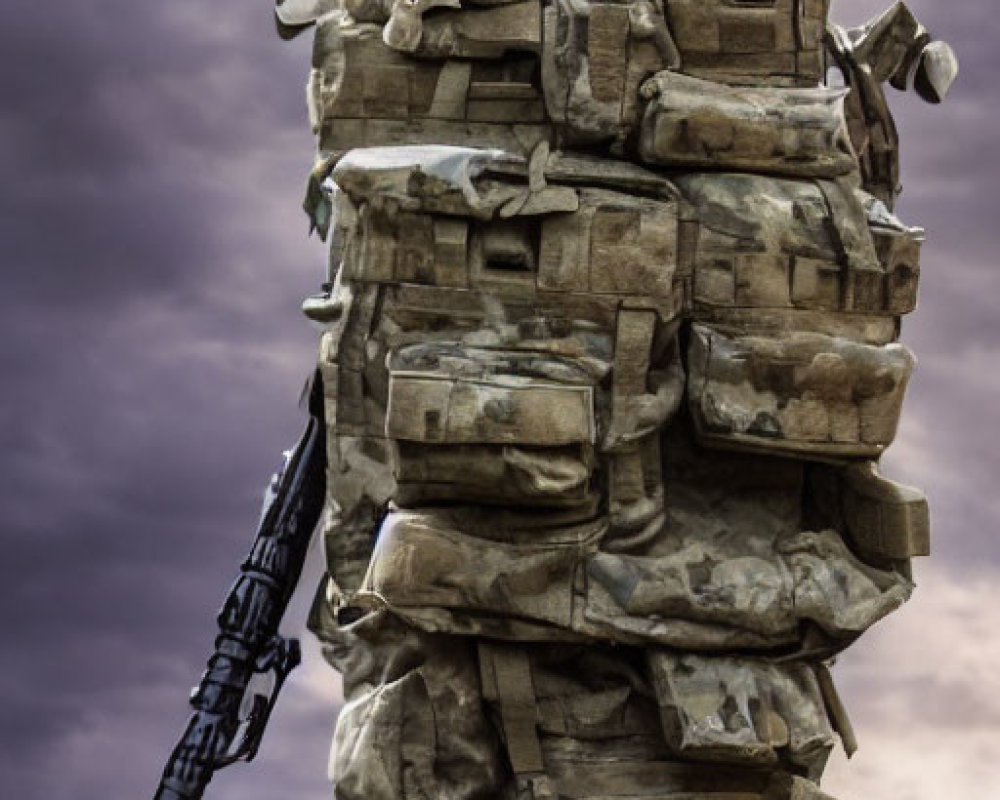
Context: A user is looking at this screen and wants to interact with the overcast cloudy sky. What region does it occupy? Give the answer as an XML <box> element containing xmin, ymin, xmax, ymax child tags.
<box><xmin>1</xmin><ymin>1</ymin><xmax>997</xmax><ymax>799</ymax></box>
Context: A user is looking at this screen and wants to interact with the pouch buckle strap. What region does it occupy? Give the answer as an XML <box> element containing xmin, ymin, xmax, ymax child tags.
<box><xmin>478</xmin><ymin>642</ymin><xmax>555</xmax><ymax>799</ymax></box>
<box><xmin>607</xmin><ymin>308</ymin><xmax>664</xmax><ymax>536</ymax></box>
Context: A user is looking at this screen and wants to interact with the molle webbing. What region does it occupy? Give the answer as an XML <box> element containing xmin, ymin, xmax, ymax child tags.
<box><xmin>478</xmin><ymin>641</ymin><xmax>553</xmax><ymax>797</ymax></box>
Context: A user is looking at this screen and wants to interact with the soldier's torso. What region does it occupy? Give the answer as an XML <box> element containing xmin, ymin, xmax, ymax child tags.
<box><xmin>293</xmin><ymin>1</ymin><xmax>932</xmax><ymax>798</ymax></box>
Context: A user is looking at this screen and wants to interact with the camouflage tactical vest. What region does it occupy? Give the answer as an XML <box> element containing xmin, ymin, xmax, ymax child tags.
<box><xmin>283</xmin><ymin>1</ymin><xmax>935</xmax><ymax>798</ymax></box>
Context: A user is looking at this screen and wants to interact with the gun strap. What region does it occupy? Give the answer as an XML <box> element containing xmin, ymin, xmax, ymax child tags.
<box><xmin>478</xmin><ymin>641</ymin><xmax>551</xmax><ymax>793</ymax></box>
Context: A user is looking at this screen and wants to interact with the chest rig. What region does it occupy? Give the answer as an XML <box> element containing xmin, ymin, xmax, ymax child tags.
<box><xmin>278</xmin><ymin>1</ymin><xmax>946</xmax><ymax>798</ymax></box>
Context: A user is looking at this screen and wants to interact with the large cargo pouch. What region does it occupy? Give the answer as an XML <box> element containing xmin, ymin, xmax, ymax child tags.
<box><xmin>360</xmin><ymin>507</ymin><xmax>911</xmax><ymax>649</ymax></box>
<box><xmin>676</xmin><ymin>173</ymin><xmax>918</xmax><ymax>322</ymax></box>
<box><xmin>638</xmin><ymin>72</ymin><xmax>855</xmax><ymax>178</ymax></box>
<box><xmin>339</xmin><ymin>189</ymin><xmax>684</xmax><ymax>314</ymax></box>
<box><xmin>584</xmin><ymin>526</ymin><xmax>912</xmax><ymax>651</ymax></box>
<box><xmin>647</xmin><ymin>652</ymin><xmax>835</xmax><ymax>780</ymax></box>
<box><xmin>385</xmin><ymin>342</ymin><xmax>602</xmax><ymax>507</ymax></box>
<box><xmin>308</xmin><ymin>9</ymin><xmax>551</xmax><ymax>155</ymax></box>
<box><xmin>328</xmin><ymin>146</ymin><xmax>684</xmax><ymax>318</ymax></box>
<box><xmin>687</xmin><ymin>324</ymin><xmax>915</xmax><ymax>459</ymax></box>
<box><xmin>358</xmin><ymin>507</ymin><xmax>605</xmax><ymax>640</ymax></box>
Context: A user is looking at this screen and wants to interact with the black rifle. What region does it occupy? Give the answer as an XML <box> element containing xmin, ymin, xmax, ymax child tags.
<box><xmin>154</xmin><ymin>377</ymin><xmax>327</xmax><ymax>800</ymax></box>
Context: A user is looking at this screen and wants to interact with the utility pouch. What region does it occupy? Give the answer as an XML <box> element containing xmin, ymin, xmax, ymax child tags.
<box><xmin>385</xmin><ymin>343</ymin><xmax>600</xmax><ymax>506</ymax></box>
<box><xmin>687</xmin><ymin>324</ymin><xmax>915</xmax><ymax>459</ymax></box>
<box><xmin>309</xmin><ymin>10</ymin><xmax>550</xmax><ymax>155</ymax></box>
<box><xmin>664</xmin><ymin>0</ymin><xmax>830</xmax><ymax>88</ymax></box>
<box><xmin>647</xmin><ymin>651</ymin><xmax>835</xmax><ymax>779</ymax></box>
<box><xmin>639</xmin><ymin>72</ymin><xmax>855</xmax><ymax>177</ymax></box>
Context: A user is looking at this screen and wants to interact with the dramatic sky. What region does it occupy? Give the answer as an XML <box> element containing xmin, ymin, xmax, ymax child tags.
<box><xmin>1</xmin><ymin>1</ymin><xmax>997</xmax><ymax>798</ymax></box>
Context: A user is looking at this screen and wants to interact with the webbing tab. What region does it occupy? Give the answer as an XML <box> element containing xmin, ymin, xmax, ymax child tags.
<box><xmin>478</xmin><ymin>642</ymin><xmax>556</xmax><ymax>798</ymax></box>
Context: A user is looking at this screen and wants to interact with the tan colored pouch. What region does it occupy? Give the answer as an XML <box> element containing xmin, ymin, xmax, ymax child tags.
<box><xmin>647</xmin><ymin>652</ymin><xmax>835</xmax><ymax>779</ymax></box>
<box><xmin>688</xmin><ymin>324</ymin><xmax>915</xmax><ymax>459</ymax></box>
<box><xmin>639</xmin><ymin>72</ymin><xmax>855</xmax><ymax>178</ymax></box>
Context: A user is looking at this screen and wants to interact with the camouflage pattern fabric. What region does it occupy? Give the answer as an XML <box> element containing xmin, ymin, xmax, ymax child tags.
<box><xmin>273</xmin><ymin>0</ymin><xmax>958</xmax><ymax>797</ymax></box>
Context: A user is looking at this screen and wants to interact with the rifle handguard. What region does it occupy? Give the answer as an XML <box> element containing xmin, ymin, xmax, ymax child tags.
<box><xmin>154</xmin><ymin>377</ymin><xmax>326</xmax><ymax>800</ymax></box>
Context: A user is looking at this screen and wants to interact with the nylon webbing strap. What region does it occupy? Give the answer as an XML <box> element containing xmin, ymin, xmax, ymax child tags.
<box><xmin>610</xmin><ymin>309</ymin><xmax>658</xmax><ymax>518</ymax></box>
<box><xmin>612</xmin><ymin>309</ymin><xmax>656</xmax><ymax>414</ymax></box>
<box><xmin>815</xmin><ymin>662</ymin><xmax>859</xmax><ymax>758</ymax></box>
<box><xmin>478</xmin><ymin>642</ymin><xmax>545</xmax><ymax>775</ymax></box>
<box><xmin>816</xmin><ymin>177</ymin><xmax>881</xmax><ymax>276</ymax></box>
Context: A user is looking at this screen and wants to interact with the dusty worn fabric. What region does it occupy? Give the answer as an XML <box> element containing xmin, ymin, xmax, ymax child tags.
<box><xmin>663</xmin><ymin>0</ymin><xmax>830</xmax><ymax>88</ymax></box>
<box><xmin>647</xmin><ymin>651</ymin><xmax>835</xmax><ymax>778</ymax></box>
<box><xmin>687</xmin><ymin>325</ymin><xmax>915</xmax><ymax>459</ymax></box>
<box><xmin>280</xmin><ymin>3</ymin><xmax>955</xmax><ymax>799</ymax></box>
<box><xmin>304</xmin><ymin>146</ymin><xmax>919</xmax><ymax>797</ymax></box>
<box><xmin>639</xmin><ymin>73</ymin><xmax>855</xmax><ymax>178</ymax></box>
<box><xmin>313</xmin><ymin>609</ymin><xmax>512</xmax><ymax>800</ymax></box>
